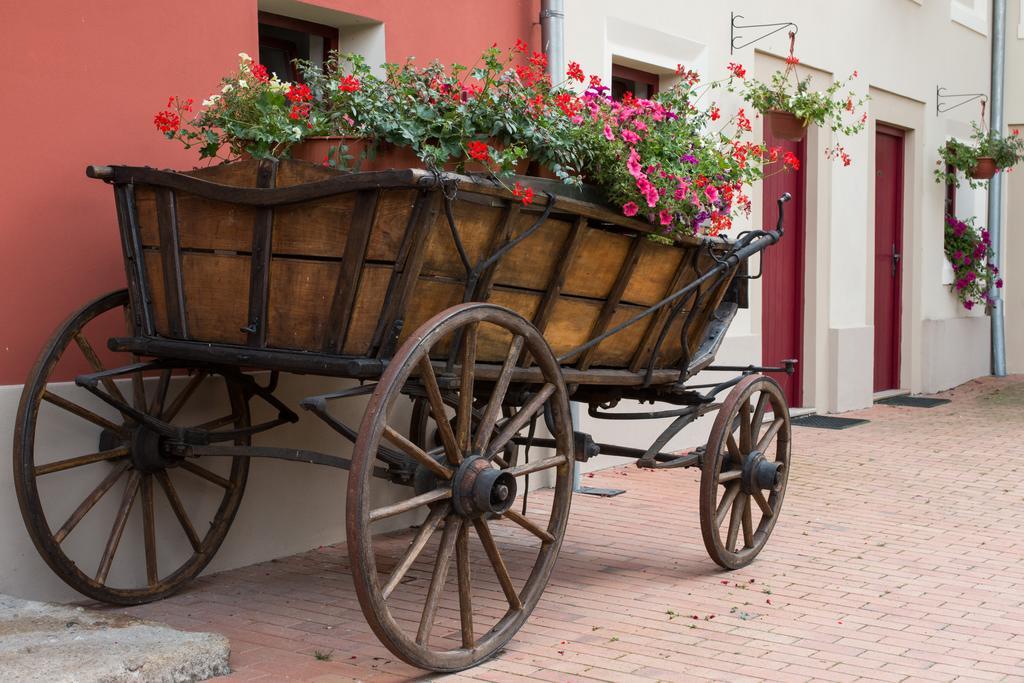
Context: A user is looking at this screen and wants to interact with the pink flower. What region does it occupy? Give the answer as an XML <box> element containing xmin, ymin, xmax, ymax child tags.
<box><xmin>659</xmin><ymin>210</ymin><xmax>673</xmax><ymax>225</ymax></box>
<box><xmin>621</xmin><ymin>129</ymin><xmax>640</xmax><ymax>144</ymax></box>
<box><xmin>996</xmin><ymin>278</ymin><xmax>1004</xmax><ymax>288</ymax></box>
<box><xmin>636</xmin><ymin>177</ymin><xmax>659</xmax><ymax>207</ymax></box>
<box><xmin>704</xmin><ymin>185</ymin><xmax>720</xmax><ymax>203</ymax></box>
<box><xmin>603</xmin><ymin>124</ymin><xmax>615</xmax><ymax>141</ymax></box>
<box><xmin>964</xmin><ymin>300</ymin><xmax>974</xmax><ymax>310</ymax></box>
<box><xmin>626</xmin><ymin>148</ymin><xmax>643</xmax><ymax>178</ymax></box>
<box><xmin>622</xmin><ymin>201</ymin><xmax>639</xmax><ymax>216</ymax></box>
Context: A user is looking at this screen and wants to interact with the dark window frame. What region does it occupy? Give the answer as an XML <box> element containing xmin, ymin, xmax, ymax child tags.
<box><xmin>611</xmin><ymin>63</ymin><xmax>660</xmax><ymax>101</ymax></box>
<box><xmin>258</xmin><ymin>11</ymin><xmax>339</xmax><ymax>81</ymax></box>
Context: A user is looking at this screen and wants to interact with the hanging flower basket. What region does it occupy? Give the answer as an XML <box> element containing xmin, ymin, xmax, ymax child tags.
<box><xmin>969</xmin><ymin>156</ymin><xmax>997</xmax><ymax>180</ymax></box>
<box><xmin>768</xmin><ymin>111</ymin><xmax>808</xmax><ymax>142</ymax></box>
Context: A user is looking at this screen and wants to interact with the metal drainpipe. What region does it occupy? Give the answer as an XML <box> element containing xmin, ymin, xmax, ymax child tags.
<box><xmin>541</xmin><ymin>0</ymin><xmax>565</xmax><ymax>82</ymax></box>
<box><xmin>989</xmin><ymin>0</ymin><xmax>1007</xmax><ymax>376</ymax></box>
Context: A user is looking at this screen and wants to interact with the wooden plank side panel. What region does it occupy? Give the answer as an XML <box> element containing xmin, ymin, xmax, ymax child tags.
<box><xmin>143</xmin><ymin>251</ymin><xmax>170</xmax><ymax>337</ymax></box>
<box><xmin>266</xmin><ymin>258</ymin><xmax>339</xmax><ymax>350</ymax></box>
<box><xmin>342</xmin><ymin>265</ymin><xmax>392</xmax><ymax>355</ymax></box>
<box><xmin>180</xmin><ymin>253</ymin><xmax>250</xmax><ymax>345</ymax></box>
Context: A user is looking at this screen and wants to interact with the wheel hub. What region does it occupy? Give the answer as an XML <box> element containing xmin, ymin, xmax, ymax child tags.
<box><xmin>451</xmin><ymin>455</ymin><xmax>517</xmax><ymax>518</ymax></box>
<box><xmin>741</xmin><ymin>450</ymin><xmax>785</xmax><ymax>495</ymax></box>
<box><xmin>129</xmin><ymin>425</ymin><xmax>173</xmax><ymax>473</ymax></box>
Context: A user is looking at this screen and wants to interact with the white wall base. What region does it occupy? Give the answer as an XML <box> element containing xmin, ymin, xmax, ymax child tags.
<box><xmin>828</xmin><ymin>327</ymin><xmax>874</xmax><ymax>413</ymax></box>
<box><xmin>920</xmin><ymin>317</ymin><xmax>991</xmax><ymax>392</ymax></box>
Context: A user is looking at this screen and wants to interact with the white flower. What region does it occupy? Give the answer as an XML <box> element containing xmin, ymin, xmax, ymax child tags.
<box><xmin>238</xmin><ymin>79</ymin><xmax>248</xmax><ymax>89</ymax></box>
<box><xmin>293</xmin><ymin>126</ymin><xmax>303</xmax><ymax>137</ymax></box>
<box><xmin>202</xmin><ymin>94</ymin><xmax>221</xmax><ymax>107</ymax></box>
<box><xmin>221</xmin><ymin>83</ymin><xmax>234</xmax><ymax>93</ymax></box>
<box><xmin>238</xmin><ymin>52</ymin><xmax>252</xmax><ymax>63</ymax></box>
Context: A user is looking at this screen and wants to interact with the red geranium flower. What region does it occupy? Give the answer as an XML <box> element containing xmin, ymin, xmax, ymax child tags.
<box><xmin>287</xmin><ymin>83</ymin><xmax>312</xmax><ymax>103</ymax></box>
<box><xmin>513</xmin><ymin>182</ymin><xmax>534</xmax><ymax>205</ymax></box>
<box><xmin>514</xmin><ymin>39</ymin><xmax>528</xmax><ymax>53</ymax></box>
<box><xmin>339</xmin><ymin>74</ymin><xmax>361</xmax><ymax>92</ymax></box>
<box><xmin>467</xmin><ymin>141</ymin><xmax>490</xmax><ymax>161</ymax></box>
<box><xmin>783</xmin><ymin>151</ymin><xmax>800</xmax><ymax>171</ymax></box>
<box><xmin>727</xmin><ymin>62</ymin><xmax>746</xmax><ymax>79</ymax></box>
<box><xmin>251</xmin><ymin>63</ymin><xmax>270</xmax><ymax>83</ymax></box>
<box><xmin>566</xmin><ymin>61</ymin><xmax>584</xmax><ymax>82</ymax></box>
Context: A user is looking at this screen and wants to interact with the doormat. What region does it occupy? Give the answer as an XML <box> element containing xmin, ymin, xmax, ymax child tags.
<box><xmin>791</xmin><ymin>414</ymin><xmax>869</xmax><ymax>430</ymax></box>
<box><xmin>876</xmin><ymin>395</ymin><xmax>950</xmax><ymax>408</ymax></box>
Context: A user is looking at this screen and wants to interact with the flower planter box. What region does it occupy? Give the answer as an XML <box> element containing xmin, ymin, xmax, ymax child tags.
<box><xmin>127</xmin><ymin>159</ymin><xmax>734</xmax><ymax>369</ymax></box>
<box><xmin>969</xmin><ymin>156</ymin><xmax>997</xmax><ymax>180</ymax></box>
<box><xmin>767</xmin><ymin>111</ymin><xmax>808</xmax><ymax>142</ymax></box>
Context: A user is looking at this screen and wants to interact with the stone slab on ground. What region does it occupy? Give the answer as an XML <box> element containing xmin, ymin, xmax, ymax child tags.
<box><xmin>0</xmin><ymin>594</ymin><xmax>230</xmax><ymax>682</ymax></box>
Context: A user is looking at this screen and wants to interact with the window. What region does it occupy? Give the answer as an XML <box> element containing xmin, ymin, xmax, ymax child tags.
<box><xmin>258</xmin><ymin>11</ymin><xmax>339</xmax><ymax>81</ymax></box>
<box><xmin>611</xmin><ymin>64</ymin><xmax>659</xmax><ymax>101</ymax></box>
<box><xmin>950</xmin><ymin>0</ymin><xmax>988</xmax><ymax>35</ymax></box>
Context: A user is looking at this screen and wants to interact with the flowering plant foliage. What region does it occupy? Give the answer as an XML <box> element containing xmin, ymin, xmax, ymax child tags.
<box><xmin>721</xmin><ymin>35</ymin><xmax>866</xmax><ymax>165</ymax></box>
<box><xmin>154</xmin><ymin>43</ymin><xmax>813</xmax><ymax>237</ymax></box>
<box><xmin>154</xmin><ymin>53</ymin><xmax>323</xmax><ymax>160</ymax></box>
<box><xmin>935</xmin><ymin>122</ymin><xmax>1024</xmax><ymax>188</ymax></box>
<box><xmin>563</xmin><ymin>69</ymin><xmax>797</xmax><ymax>236</ymax></box>
<box><xmin>944</xmin><ymin>214</ymin><xmax>1001</xmax><ymax>310</ymax></box>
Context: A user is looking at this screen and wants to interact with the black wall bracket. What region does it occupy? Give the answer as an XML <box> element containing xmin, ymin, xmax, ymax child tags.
<box><xmin>936</xmin><ymin>86</ymin><xmax>987</xmax><ymax>116</ymax></box>
<box><xmin>730</xmin><ymin>12</ymin><xmax>798</xmax><ymax>54</ymax></box>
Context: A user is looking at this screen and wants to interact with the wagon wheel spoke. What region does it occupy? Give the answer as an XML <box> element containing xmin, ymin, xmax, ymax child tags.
<box><xmin>456</xmin><ymin>323</ymin><xmax>477</xmax><ymax>452</ymax></box>
<box><xmin>472</xmin><ymin>517</ymin><xmax>522</xmax><ymax>610</ymax></box>
<box><xmin>474</xmin><ymin>335</ymin><xmax>525</xmax><ymax>454</ymax></box>
<box><xmin>381</xmin><ymin>504</ymin><xmax>448</xmax><ymax>600</ymax></box>
<box><xmin>178</xmin><ymin>460</ymin><xmax>233</xmax><ymax>489</ymax></box>
<box><xmin>160</xmin><ymin>371</ymin><xmax>207</xmax><ymax>421</ymax></box>
<box><xmin>502</xmin><ymin>508</ymin><xmax>555</xmax><ymax>544</ymax></box>
<box><xmin>148</xmin><ymin>369</ymin><xmax>173</xmax><ymax>418</ymax></box>
<box><xmin>738</xmin><ymin>399</ymin><xmax>752</xmax><ymax>453</ymax></box>
<box><xmin>419</xmin><ymin>358</ymin><xmax>461</xmax><ymax>465</ymax></box>
<box><xmin>726</xmin><ymin>433</ymin><xmax>743</xmax><ymax>463</ymax></box>
<box><xmin>53</xmin><ymin>462</ymin><xmax>130</xmax><ymax>544</ymax></box>
<box><xmin>96</xmin><ymin>470</ymin><xmax>142</xmax><ymax>584</ymax></box>
<box><xmin>485</xmin><ymin>383</ymin><xmax>556</xmax><ymax>460</ymax></box>
<box><xmin>750</xmin><ymin>392</ymin><xmax>770</xmax><ymax>443</ymax></box>
<box><xmin>504</xmin><ymin>455</ymin><xmax>566</xmax><ymax>478</ymax></box>
<box><xmin>456</xmin><ymin>521</ymin><xmax>475</xmax><ymax>648</ymax></box>
<box><xmin>416</xmin><ymin>515</ymin><xmax>462</xmax><ymax>646</ymax></box>
<box><xmin>141</xmin><ymin>474</ymin><xmax>158</xmax><ymax>586</ymax></box>
<box><xmin>752</xmin><ymin>488</ymin><xmax>773</xmax><ymax>518</ymax></box>
<box><xmin>42</xmin><ymin>390</ymin><xmax>126</xmax><ymax>436</ymax></box>
<box><xmin>154</xmin><ymin>470</ymin><xmax>202</xmax><ymax>552</ymax></box>
<box><xmin>726</xmin><ymin>492</ymin><xmax>746</xmax><ymax>553</ymax></box>
<box><xmin>369</xmin><ymin>488</ymin><xmax>452</xmax><ymax>523</ymax></box>
<box><xmin>741</xmin><ymin>495</ymin><xmax>754</xmax><ymax>548</ymax></box>
<box><xmin>717</xmin><ymin>469</ymin><xmax>742</xmax><ymax>483</ymax></box>
<box><xmin>33</xmin><ymin>445</ymin><xmax>130</xmax><ymax>476</ymax></box>
<box><xmin>716</xmin><ymin>481</ymin><xmax>740</xmax><ymax>528</ymax></box>
<box><xmin>73</xmin><ymin>332</ymin><xmax>129</xmax><ymax>408</ymax></box>
<box><xmin>383</xmin><ymin>425</ymin><xmax>452</xmax><ymax>480</ymax></box>
<box><xmin>756</xmin><ymin>418</ymin><xmax>784</xmax><ymax>453</ymax></box>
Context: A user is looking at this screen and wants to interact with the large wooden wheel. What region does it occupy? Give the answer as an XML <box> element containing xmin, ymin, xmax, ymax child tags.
<box><xmin>700</xmin><ymin>374</ymin><xmax>790</xmax><ymax>570</ymax></box>
<box><xmin>13</xmin><ymin>289</ymin><xmax>250</xmax><ymax>605</ymax></box>
<box><xmin>349</xmin><ymin>303</ymin><xmax>573</xmax><ymax>672</ymax></box>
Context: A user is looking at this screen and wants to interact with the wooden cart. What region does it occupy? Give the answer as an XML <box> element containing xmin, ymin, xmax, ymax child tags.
<box><xmin>14</xmin><ymin>159</ymin><xmax>794</xmax><ymax>672</ymax></box>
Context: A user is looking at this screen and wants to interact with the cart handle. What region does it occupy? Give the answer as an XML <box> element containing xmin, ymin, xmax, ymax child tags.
<box><xmin>86</xmin><ymin>165</ymin><xmax>114</xmax><ymax>180</ymax></box>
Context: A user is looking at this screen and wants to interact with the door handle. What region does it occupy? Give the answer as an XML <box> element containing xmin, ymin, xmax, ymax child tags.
<box><xmin>891</xmin><ymin>244</ymin><xmax>901</xmax><ymax>277</ymax></box>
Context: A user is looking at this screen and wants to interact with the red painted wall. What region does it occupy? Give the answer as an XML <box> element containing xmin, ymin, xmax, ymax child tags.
<box><xmin>0</xmin><ymin>1</ymin><xmax>539</xmax><ymax>385</ymax></box>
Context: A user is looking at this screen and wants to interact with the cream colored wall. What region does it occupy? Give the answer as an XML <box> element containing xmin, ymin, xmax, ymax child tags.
<box><xmin>565</xmin><ymin>0</ymin><xmax>994</xmax><ymax>405</ymax></box>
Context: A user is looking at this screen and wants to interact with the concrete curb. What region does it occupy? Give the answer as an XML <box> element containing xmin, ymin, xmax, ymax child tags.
<box><xmin>0</xmin><ymin>595</ymin><xmax>230</xmax><ymax>682</ymax></box>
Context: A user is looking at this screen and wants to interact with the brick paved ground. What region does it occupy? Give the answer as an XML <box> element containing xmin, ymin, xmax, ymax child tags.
<box><xmin>109</xmin><ymin>376</ymin><xmax>1024</xmax><ymax>682</ymax></box>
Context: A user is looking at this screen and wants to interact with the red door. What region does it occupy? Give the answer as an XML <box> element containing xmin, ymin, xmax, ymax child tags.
<box><xmin>762</xmin><ymin>117</ymin><xmax>806</xmax><ymax>407</ymax></box>
<box><xmin>873</xmin><ymin>126</ymin><xmax>905</xmax><ymax>392</ymax></box>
